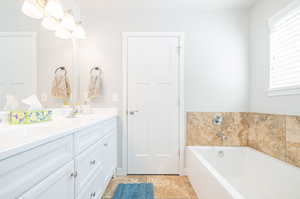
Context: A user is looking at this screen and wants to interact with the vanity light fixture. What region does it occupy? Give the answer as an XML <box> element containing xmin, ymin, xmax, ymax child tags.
<box><xmin>22</xmin><ymin>0</ymin><xmax>45</xmax><ymax>19</ymax></box>
<box><xmin>22</xmin><ymin>0</ymin><xmax>87</xmax><ymax>39</ymax></box>
<box><xmin>41</xmin><ymin>16</ymin><xmax>60</xmax><ymax>31</ymax></box>
<box><xmin>72</xmin><ymin>22</ymin><xmax>86</xmax><ymax>39</ymax></box>
<box><xmin>44</xmin><ymin>0</ymin><xmax>64</xmax><ymax>19</ymax></box>
<box><xmin>55</xmin><ymin>27</ymin><xmax>72</xmax><ymax>39</ymax></box>
<box><xmin>61</xmin><ymin>10</ymin><xmax>76</xmax><ymax>31</ymax></box>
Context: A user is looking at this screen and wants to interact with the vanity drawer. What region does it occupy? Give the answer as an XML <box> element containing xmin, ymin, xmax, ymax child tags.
<box><xmin>75</xmin><ymin>139</ymin><xmax>105</xmax><ymax>194</ymax></box>
<box><xmin>77</xmin><ymin>164</ymin><xmax>106</xmax><ymax>199</ymax></box>
<box><xmin>0</xmin><ymin>136</ymin><xmax>73</xmax><ymax>199</ymax></box>
<box><xmin>74</xmin><ymin>117</ymin><xmax>117</xmax><ymax>154</ymax></box>
<box><xmin>76</xmin><ymin>129</ymin><xmax>117</xmax><ymax>196</ymax></box>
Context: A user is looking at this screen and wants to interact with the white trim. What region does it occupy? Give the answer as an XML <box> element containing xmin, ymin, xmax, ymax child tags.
<box><xmin>122</xmin><ymin>32</ymin><xmax>185</xmax><ymax>175</ymax></box>
<box><xmin>116</xmin><ymin>168</ymin><xmax>127</xmax><ymax>176</ymax></box>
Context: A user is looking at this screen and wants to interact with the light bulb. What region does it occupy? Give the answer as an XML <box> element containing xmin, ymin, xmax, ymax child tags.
<box><xmin>22</xmin><ymin>0</ymin><xmax>44</xmax><ymax>19</ymax></box>
<box><xmin>72</xmin><ymin>23</ymin><xmax>86</xmax><ymax>39</ymax></box>
<box><xmin>45</xmin><ymin>0</ymin><xmax>64</xmax><ymax>19</ymax></box>
<box><xmin>42</xmin><ymin>16</ymin><xmax>60</xmax><ymax>31</ymax></box>
<box><xmin>61</xmin><ymin>11</ymin><xmax>76</xmax><ymax>31</ymax></box>
<box><xmin>55</xmin><ymin>27</ymin><xmax>71</xmax><ymax>39</ymax></box>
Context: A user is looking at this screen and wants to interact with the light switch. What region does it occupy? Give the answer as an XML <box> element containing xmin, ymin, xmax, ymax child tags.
<box><xmin>41</xmin><ymin>93</ymin><xmax>48</xmax><ymax>102</ymax></box>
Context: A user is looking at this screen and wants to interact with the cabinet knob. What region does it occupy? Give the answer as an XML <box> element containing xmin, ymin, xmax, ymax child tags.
<box><xmin>104</xmin><ymin>143</ymin><xmax>108</xmax><ymax>147</ymax></box>
<box><xmin>90</xmin><ymin>160</ymin><xmax>96</xmax><ymax>165</ymax></box>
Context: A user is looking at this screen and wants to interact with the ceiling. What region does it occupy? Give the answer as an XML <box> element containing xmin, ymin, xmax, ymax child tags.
<box><xmin>80</xmin><ymin>0</ymin><xmax>259</xmax><ymax>10</ymax></box>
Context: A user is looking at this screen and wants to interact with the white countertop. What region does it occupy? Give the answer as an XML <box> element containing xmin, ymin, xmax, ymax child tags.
<box><xmin>0</xmin><ymin>108</ymin><xmax>118</xmax><ymax>160</ymax></box>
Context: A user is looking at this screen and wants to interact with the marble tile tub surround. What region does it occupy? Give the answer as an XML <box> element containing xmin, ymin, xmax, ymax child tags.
<box><xmin>186</xmin><ymin>112</ymin><xmax>300</xmax><ymax>168</ymax></box>
<box><xmin>187</xmin><ymin>112</ymin><xmax>249</xmax><ymax>146</ymax></box>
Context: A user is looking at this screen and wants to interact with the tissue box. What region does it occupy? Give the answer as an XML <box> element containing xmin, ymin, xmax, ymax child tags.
<box><xmin>9</xmin><ymin>110</ymin><xmax>52</xmax><ymax>125</ymax></box>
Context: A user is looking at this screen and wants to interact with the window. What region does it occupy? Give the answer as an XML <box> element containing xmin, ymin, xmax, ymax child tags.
<box><xmin>269</xmin><ymin>2</ymin><xmax>300</xmax><ymax>96</ymax></box>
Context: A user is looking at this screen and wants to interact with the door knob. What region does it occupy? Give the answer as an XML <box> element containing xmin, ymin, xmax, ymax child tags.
<box><xmin>128</xmin><ymin>110</ymin><xmax>139</xmax><ymax>115</ymax></box>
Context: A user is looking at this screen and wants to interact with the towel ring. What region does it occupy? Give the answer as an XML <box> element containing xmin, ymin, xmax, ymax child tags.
<box><xmin>54</xmin><ymin>67</ymin><xmax>67</xmax><ymax>75</ymax></box>
<box><xmin>90</xmin><ymin>67</ymin><xmax>102</xmax><ymax>75</ymax></box>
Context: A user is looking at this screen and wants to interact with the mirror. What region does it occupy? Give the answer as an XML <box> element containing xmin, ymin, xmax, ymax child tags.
<box><xmin>0</xmin><ymin>0</ymin><xmax>75</xmax><ymax>110</ymax></box>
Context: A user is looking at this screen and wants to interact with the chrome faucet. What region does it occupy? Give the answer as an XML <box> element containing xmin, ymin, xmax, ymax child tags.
<box><xmin>68</xmin><ymin>105</ymin><xmax>79</xmax><ymax>118</ymax></box>
<box><xmin>216</xmin><ymin>132</ymin><xmax>228</xmax><ymax>142</ymax></box>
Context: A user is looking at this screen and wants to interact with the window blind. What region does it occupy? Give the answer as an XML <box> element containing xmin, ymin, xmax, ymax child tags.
<box><xmin>269</xmin><ymin>5</ymin><xmax>300</xmax><ymax>91</ymax></box>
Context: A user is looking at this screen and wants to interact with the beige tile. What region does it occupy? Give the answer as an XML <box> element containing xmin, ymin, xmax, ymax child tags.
<box><xmin>223</xmin><ymin>112</ymin><xmax>249</xmax><ymax>146</ymax></box>
<box><xmin>254</xmin><ymin>114</ymin><xmax>286</xmax><ymax>161</ymax></box>
<box><xmin>102</xmin><ymin>175</ymin><xmax>147</xmax><ymax>199</ymax></box>
<box><xmin>286</xmin><ymin>116</ymin><xmax>300</xmax><ymax>130</ymax></box>
<box><xmin>286</xmin><ymin>129</ymin><xmax>300</xmax><ymax>143</ymax></box>
<box><xmin>187</xmin><ymin>112</ymin><xmax>222</xmax><ymax>146</ymax></box>
<box><xmin>286</xmin><ymin>141</ymin><xmax>300</xmax><ymax>168</ymax></box>
<box><xmin>187</xmin><ymin>112</ymin><xmax>248</xmax><ymax>147</ymax></box>
<box><xmin>235</xmin><ymin>112</ymin><xmax>249</xmax><ymax>146</ymax></box>
<box><xmin>147</xmin><ymin>175</ymin><xmax>197</xmax><ymax>199</ymax></box>
<box><xmin>247</xmin><ymin>127</ymin><xmax>258</xmax><ymax>149</ymax></box>
<box><xmin>102</xmin><ymin>175</ymin><xmax>198</xmax><ymax>199</ymax></box>
<box><xmin>286</xmin><ymin>116</ymin><xmax>300</xmax><ymax>168</ymax></box>
<box><xmin>182</xmin><ymin>176</ymin><xmax>199</xmax><ymax>199</ymax></box>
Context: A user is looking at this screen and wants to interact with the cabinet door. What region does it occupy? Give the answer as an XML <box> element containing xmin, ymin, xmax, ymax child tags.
<box><xmin>101</xmin><ymin>129</ymin><xmax>117</xmax><ymax>188</ymax></box>
<box><xmin>18</xmin><ymin>162</ymin><xmax>75</xmax><ymax>199</ymax></box>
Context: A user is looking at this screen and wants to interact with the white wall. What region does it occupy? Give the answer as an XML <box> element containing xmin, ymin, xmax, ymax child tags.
<box><xmin>249</xmin><ymin>0</ymin><xmax>300</xmax><ymax>115</ymax></box>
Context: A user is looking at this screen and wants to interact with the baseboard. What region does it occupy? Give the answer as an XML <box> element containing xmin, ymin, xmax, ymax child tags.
<box><xmin>180</xmin><ymin>168</ymin><xmax>188</xmax><ymax>176</ymax></box>
<box><xmin>116</xmin><ymin>168</ymin><xmax>127</xmax><ymax>176</ymax></box>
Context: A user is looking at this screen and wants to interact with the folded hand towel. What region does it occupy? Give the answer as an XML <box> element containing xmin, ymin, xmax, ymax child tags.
<box><xmin>51</xmin><ymin>68</ymin><xmax>71</xmax><ymax>100</ymax></box>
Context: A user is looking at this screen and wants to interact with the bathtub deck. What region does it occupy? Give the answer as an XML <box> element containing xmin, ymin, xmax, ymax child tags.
<box><xmin>102</xmin><ymin>175</ymin><xmax>198</xmax><ymax>199</ymax></box>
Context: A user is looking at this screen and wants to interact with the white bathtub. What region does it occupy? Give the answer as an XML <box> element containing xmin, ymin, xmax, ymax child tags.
<box><xmin>185</xmin><ymin>146</ymin><xmax>300</xmax><ymax>199</ymax></box>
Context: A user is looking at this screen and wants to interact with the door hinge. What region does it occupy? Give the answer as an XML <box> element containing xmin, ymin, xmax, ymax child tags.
<box><xmin>177</xmin><ymin>46</ymin><xmax>181</xmax><ymax>55</ymax></box>
<box><xmin>70</xmin><ymin>171</ymin><xmax>78</xmax><ymax>178</ymax></box>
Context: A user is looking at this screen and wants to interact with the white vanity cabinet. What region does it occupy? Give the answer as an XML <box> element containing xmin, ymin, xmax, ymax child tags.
<box><xmin>0</xmin><ymin>116</ymin><xmax>117</xmax><ymax>199</ymax></box>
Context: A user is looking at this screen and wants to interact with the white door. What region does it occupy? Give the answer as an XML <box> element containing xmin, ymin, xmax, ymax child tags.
<box><xmin>126</xmin><ymin>34</ymin><xmax>181</xmax><ymax>174</ymax></box>
<box><xmin>19</xmin><ymin>162</ymin><xmax>75</xmax><ymax>199</ymax></box>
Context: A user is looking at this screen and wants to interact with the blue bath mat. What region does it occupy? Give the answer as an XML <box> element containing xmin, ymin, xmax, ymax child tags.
<box><xmin>112</xmin><ymin>183</ymin><xmax>154</xmax><ymax>199</ymax></box>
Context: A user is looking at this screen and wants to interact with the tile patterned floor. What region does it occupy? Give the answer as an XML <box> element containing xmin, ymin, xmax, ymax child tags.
<box><xmin>102</xmin><ymin>175</ymin><xmax>198</xmax><ymax>199</ymax></box>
